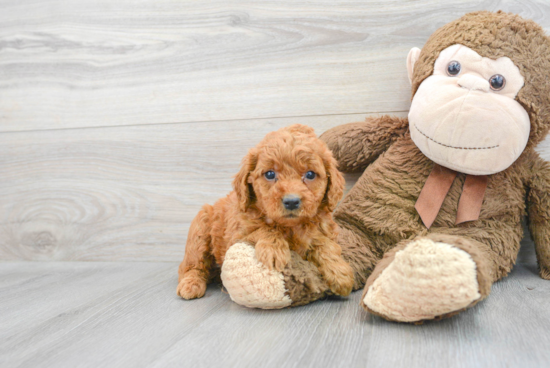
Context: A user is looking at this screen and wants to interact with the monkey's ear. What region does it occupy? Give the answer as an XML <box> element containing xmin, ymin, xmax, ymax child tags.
<box><xmin>407</xmin><ymin>47</ymin><xmax>422</xmax><ymax>85</ymax></box>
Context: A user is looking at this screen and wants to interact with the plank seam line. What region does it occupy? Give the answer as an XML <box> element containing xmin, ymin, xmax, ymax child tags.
<box><xmin>0</xmin><ymin>110</ymin><xmax>409</xmax><ymax>134</ymax></box>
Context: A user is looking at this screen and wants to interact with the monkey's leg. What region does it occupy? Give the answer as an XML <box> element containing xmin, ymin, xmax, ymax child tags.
<box><xmin>360</xmin><ymin>233</ymin><xmax>496</xmax><ymax>323</ymax></box>
<box><xmin>220</xmin><ymin>226</ymin><xmax>381</xmax><ymax>309</ymax></box>
<box><xmin>338</xmin><ymin>224</ymin><xmax>381</xmax><ymax>291</ymax></box>
<box><xmin>177</xmin><ymin>204</ymin><xmax>215</xmax><ymax>300</ymax></box>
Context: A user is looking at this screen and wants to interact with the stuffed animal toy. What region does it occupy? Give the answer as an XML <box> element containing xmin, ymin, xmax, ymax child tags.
<box><xmin>220</xmin><ymin>11</ymin><xmax>550</xmax><ymax>322</ymax></box>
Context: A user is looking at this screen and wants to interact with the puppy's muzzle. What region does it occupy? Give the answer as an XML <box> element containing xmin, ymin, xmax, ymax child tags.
<box><xmin>282</xmin><ymin>195</ymin><xmax>301</xmax><ymax>211</ymax></box>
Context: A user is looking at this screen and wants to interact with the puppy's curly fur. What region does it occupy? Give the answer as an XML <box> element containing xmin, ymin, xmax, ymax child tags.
<box><xmin>177</xmin><ymin>124</ymin><xmax>354</xmax><ymax>300</ymax></box>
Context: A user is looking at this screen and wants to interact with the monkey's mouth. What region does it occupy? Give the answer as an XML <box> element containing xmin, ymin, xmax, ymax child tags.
<box><xmin>284</xmin><ymin>214</ymin><xmax>297</xmax><ymax>218</ymax></box>
<box><xmin>414</xmin><ymin>123</ymin><xmax>499</xmax><ymax>150</ymax></box>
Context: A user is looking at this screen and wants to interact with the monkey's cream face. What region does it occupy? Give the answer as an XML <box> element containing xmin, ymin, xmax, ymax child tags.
<box><xmin>408</xmin><ymin>44</ymin><xmax>530</xmax><ymax>175</ymax></box>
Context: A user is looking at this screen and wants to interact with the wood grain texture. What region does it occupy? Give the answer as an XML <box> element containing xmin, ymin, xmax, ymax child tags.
<box><xmin>1</xmin><ymin>0</ymin><xmax>550</xmax><ymax>132</ymax></box>
<box><xmin>1</xmin><ymin>238</ymin><xmax>549</xmax><ymax>368</ymax></box>
<box><xmin>0</xmin><ymin>113</ymin><xmax>386</xmax><ymax>261</ymax></box>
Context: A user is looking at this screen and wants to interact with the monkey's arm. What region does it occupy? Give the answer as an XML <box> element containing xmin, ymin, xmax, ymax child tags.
<box><xmin>320</xmin><ymin>115</ymin><xmax>409</xmax><ymax>173</ymax></box>
<box><xmin>527</xmin><ymin>155</ymin><xmax>550</xmax><ymax>280</ymax></box>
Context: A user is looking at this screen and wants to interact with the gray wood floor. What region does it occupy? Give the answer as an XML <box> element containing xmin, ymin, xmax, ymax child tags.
<box><xmin>1</xmin><ymin>235</ymin><xmax>549</xmax><ymax>368</ymax></box>
<box><xmin>2</xmin><ymin>0</ymin><xmax>550</xmax><ymax>367</ymax></box>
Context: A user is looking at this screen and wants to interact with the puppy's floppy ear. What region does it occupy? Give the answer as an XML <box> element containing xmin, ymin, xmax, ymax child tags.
<box><xmin>322</xmin><ymin>152</ymin><xmax>345</xmax><ymax>212</ymax></box>
<box><xmin>233</xmin><ymin>148</ymin><xmax>258</xmax><ymax>211</ymax></box>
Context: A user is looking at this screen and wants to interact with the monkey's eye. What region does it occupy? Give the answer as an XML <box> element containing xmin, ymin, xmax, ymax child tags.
<box><xmin>304</xmin><ymin>171</ymin><xmax>316</xmax><ymax>180</ymax></box>
<box><xmin>489</xmin><ymin>74</ymin><xmax>506</xmax><ymax>91</ymax></box>
<box><xmin>264</xmin><ymin>171</ymin><xmax>276</xmax><ymax>181</ymax></box>
<box><xmin>446</xmin><ymin>61</ymin><xmax>461</xmax><ymax>76</ymax></box>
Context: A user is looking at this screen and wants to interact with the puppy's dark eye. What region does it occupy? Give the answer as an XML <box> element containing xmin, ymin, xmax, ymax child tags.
<box><xmin>447</xmin><ymin>61</ymin><xmax>461</xmax><ymax>76</ymax></box>
<box><xmin>304</xmin><ymin>171</ymin><xmax>316</xmax><ymax>180</ymax></box>
<box><xmin>264</xmin><ymin>171</ymin><xmax>276</xmax><ymax>181</ymax></box>
<box><xmin>489</xmin><ymin>74</ymin><xmax>505</xmax><ymax>90</ymax></box>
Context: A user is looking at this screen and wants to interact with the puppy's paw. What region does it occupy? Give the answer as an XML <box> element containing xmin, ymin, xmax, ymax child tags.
<box><xmin>177</xmin><ymin>274</ymin><xmax>207</xmax><ymax>300</ymax></box>
<box><xmin>255</xmin><ymin>241</ymin><xmax>291</xmax><ymax>272</ymax></box>
<box><xmin>322</xmin><ymin>260</ymin><xmax>355</xmax><ymax>296</ymax></box>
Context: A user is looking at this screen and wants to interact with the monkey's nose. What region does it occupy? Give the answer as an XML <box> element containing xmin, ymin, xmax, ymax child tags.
<box><xmin>457</xmin><ymin>74</ymin><xmax>490</xmax><ymax>92</ymax></box>
<box><xmin>282</xmin><ymin>195</ymin><xmax>301</xmax><ymax>210</ymax></box>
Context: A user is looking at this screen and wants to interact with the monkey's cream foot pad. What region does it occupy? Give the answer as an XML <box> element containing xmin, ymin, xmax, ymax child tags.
<box><xmin>221</xmin><ymin>242</ymin><xmax>292</xmax><ymax>309</ymax></box>
<box><xmin>363</xmin><ymin>238</ymin><xmax>481</xmax><ymax>322</ymax></box>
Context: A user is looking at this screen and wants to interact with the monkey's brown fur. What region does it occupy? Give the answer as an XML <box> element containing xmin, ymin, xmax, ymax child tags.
<box><xmin>177</xmin><ymin>124</ymin><xmax>354</xmax><ymax>300</ymax></box>
<box><xmin>271</xmin><ymin>11</ymin><xmax>550</xmax><ymax>318</ymax></box>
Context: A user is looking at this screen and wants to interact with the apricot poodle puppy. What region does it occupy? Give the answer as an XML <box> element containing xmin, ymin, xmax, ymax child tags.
<box><xmin>177</xmin><ymin>124</ymin><xmax>354</xmax><ymax>300</ymax></box>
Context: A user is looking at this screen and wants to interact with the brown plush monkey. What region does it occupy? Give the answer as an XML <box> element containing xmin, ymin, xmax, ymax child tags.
<box><xmin>220</xmin><ymin>11</ymin><xmax>550</xmax><ymax>322</ymax></box>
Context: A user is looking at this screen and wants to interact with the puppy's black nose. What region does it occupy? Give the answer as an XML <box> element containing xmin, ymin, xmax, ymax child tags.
<box><xmin>283</xmin><ymin>195</ymin><xmax>301</xmax><ymax>210</ymax></box>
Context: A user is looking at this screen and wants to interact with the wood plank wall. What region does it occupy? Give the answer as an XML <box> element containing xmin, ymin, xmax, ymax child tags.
<box><xmin>1</xmin><ymin>0</ymin><xmax>549</xmax><ymax>261</ymax></box>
